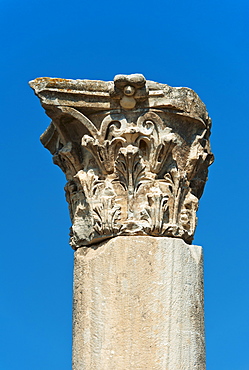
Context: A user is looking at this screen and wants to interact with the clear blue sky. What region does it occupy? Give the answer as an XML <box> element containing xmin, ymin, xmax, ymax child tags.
<box><xmin>0</xmin><ymin>0</ymin><xmax>248</xmax><ymax>369</ymax></box>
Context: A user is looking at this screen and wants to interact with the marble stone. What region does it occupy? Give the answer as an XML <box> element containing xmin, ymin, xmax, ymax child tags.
<box><xmin>29</xmin><ymin>74</ymin><xmax>213</xmax><ymax>248</ymax></box>
<box><xmin>73</xmin><ymin>236</ymin><xmax>205</xmax><ymax>370</ymax></box>
<box><xmin>30</xmin><ymin>74</ymin><xmax>212</xmax><ymax>370</ymax></box>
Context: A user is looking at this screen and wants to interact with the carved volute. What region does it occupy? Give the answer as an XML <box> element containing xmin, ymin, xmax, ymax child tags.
<box><xmin>30</xmin><ymin>74</ymin><xmax>213</xmax><ymax>248</ymax></box>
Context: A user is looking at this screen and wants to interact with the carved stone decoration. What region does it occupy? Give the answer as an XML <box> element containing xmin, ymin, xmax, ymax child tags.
<box><xmin>30</xmin><ymin>74</ymin><xmax>213</xmax><ymax>248</ymax></box>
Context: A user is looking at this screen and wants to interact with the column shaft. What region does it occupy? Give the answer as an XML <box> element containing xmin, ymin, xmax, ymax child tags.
<box><xmin>73</xmin><ymin>236</ymin><xmax>205</xmax><ymax>370</ymax></box>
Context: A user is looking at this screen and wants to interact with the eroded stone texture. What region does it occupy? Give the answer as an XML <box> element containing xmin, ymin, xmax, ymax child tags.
<box><xmin>30</xmin><ymin>74</ymin><xmax>211</xmax><ymax>370</ymax></box>
<box><xmin>29</xmin><ymin>74</ymin><xmax>213</xmax><ymax>248</ymax></box>
<box><xmin>73</xmin><ymin>236</ymin><xmax>205</xmax><ymax>370</ymax></box>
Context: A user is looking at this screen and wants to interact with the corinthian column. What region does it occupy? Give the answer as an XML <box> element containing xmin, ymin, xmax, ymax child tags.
<box><xmin>30</xmin><ymin>74</ymin><xmax>213</xmax><ymax>370</ymax></box>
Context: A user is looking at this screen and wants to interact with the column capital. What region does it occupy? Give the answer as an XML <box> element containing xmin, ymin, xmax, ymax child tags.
<box><xmin>30</xmin><ymin>74</ymin><xmax>213</xmax><ymax>248</ymax></box>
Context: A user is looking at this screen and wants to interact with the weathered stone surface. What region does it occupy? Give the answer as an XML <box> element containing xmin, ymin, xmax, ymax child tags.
<box><xmin>30</xmin><ymin>74</ymin><xmax>211</xmax><ymax>369</ymax></box>
<box><xmin>73</xmin><ymin>236</ymin><xmax>205</xmax><ymax>370</ymax></box>
<box><xmin>29</xmin><ymin>74</ymin><xmax>213</xmax><ymax>248</ymax></box>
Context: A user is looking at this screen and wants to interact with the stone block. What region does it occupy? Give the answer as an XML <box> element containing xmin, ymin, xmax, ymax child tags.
<box><xmin>73</xmin><ymin>236</ymin><xmax>205</xmax><ymax>370</ymax></box>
